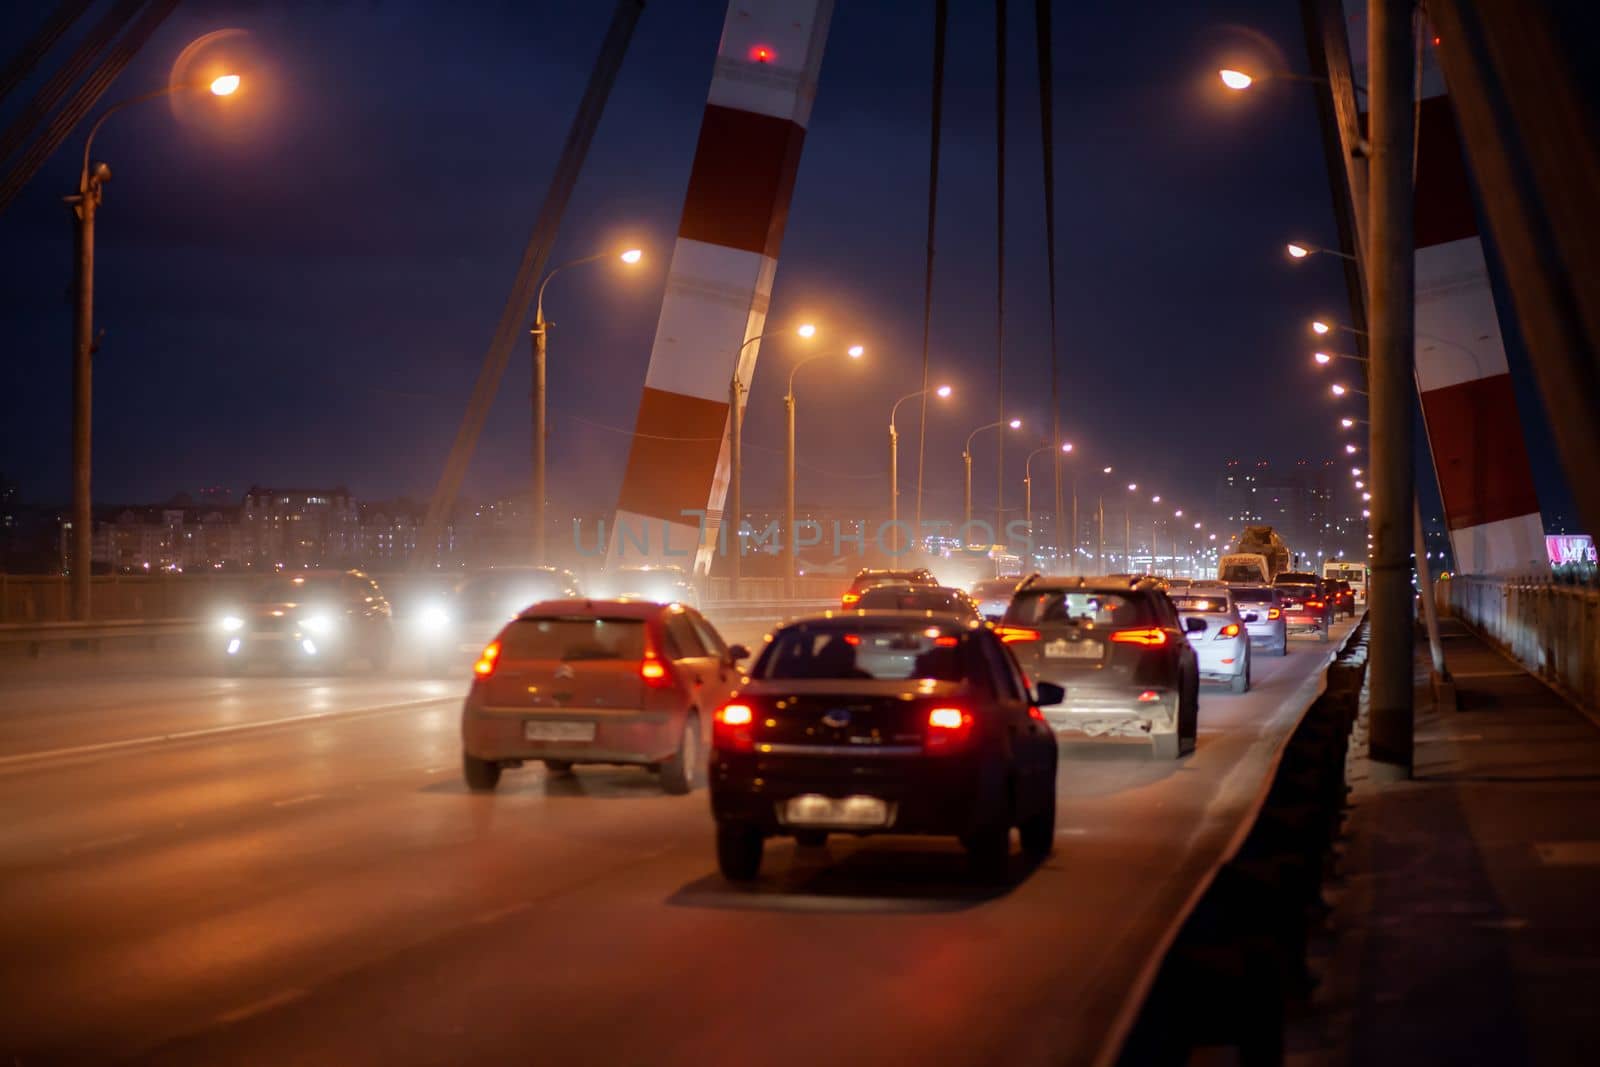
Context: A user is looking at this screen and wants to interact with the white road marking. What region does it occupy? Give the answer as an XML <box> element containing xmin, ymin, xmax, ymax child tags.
<box><xmin>61</xmin><ymin>831</ymin><xmax>141</xmax><ymax>856</ymax></box>
<box><xmin>271</xmin><ymin>792</ymin><xmax>325</xmax><ymax>808</ymax></box>
<box><xmin>215</xmin><ymin>987</ymin><xmax>306</xmax><ymax>1025</ymax></box>
<box><xmin>0</xmin><ymin>696</ymin><xmax>454</xmax><ymax>771</ymax></box>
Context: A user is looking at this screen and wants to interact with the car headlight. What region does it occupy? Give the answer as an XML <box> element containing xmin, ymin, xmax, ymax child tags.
<box><xmin>220</xmin><ymin>615</ymin><xmax>244</xmax><ymax>633</ymax></box>
<box><xmin>300</xmin><ymin>614</ymin><xmax>337</xmax><ymax>636</ymax></box>
<box><xmin>418</xmin><ymin>603</ymin><xmax>451</xmax><ymax>630</ymax></box>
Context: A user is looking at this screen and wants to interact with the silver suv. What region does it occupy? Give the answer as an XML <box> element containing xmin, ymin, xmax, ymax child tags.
<box><xmin>998</xmin><ymin>576</ymin><xmax>1201</xmax><ymax>759</ymax></box>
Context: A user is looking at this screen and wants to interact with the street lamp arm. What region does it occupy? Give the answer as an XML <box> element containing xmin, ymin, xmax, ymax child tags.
<box><xmin>889</xmin><ymin>389</ymin><xmax>927</xmax><ymax>433</ymax></box>
<box><xmin>535</xmin><ymin>253</ymin><xmax>611</xmax><ymax>324</ymax></box>
<box><xmin>965</xmin><ymin>420</ymin><xmax>1004</xmax><ymax>454</ymax></box>
<box><xmin>81</xmin><ymin>85</ymin><xmax>192</xmax><ymax>186</ymax></box>
<box><xmin>788</xmin><ymin>351</ymin><xmax>829</xmax><ymax>399</ymax></box>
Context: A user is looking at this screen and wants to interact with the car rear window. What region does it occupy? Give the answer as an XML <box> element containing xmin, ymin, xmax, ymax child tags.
<box><xmin>1220</xmin><ymin>562</ymin><xmax>1266</xmax><ymax>582</ymax></box>
<box><xmin>755</xmin><ymin>625</ymin><xmax>970</xmax><ymax>681</ymax></box>
<box><xmin>1173</xmin><ymin>595</ymin><xmax>1230</xmax><ymax>613</ymax></box>
<box><xmin>856</xmin><ymin>587</ymin><xmax>968</xmax><ymax>613</ymax></box>
<box><xmin>972</xmin><ymin>580</ymin><xmax>1017</xmax><ymax>598</ymax></box>
<box><xmin>1230</xmin><ymin>588</ymin><xmax>1278</xmax><ymax>605</ymax></box>
<box><xmin>1006</xmin><ymin>590</ymin><xmax>1153</xmax><ymax>627</ymax></box>
<box><xmin>501</xmin><ymin>617</ymin><xmax>645</xmax><ymax>661</ymax></box>
<box><xmin>848</xmin><ymin>571</ymin><xmax>927</xmax><ymax>593</ymax></box>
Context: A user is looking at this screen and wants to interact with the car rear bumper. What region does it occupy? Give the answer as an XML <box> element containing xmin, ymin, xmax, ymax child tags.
<box><xmin>709</xmin><ymin>750</ymin><xmax>998</xmax><ymax>836</ymax></box>
<box><xmin>462</xmin><ymin>703</ymin><xmax>681</xmax><ymax>765</ymax></box>
<box><xmin>1281</xmin><ymin>613</ymin><xmax>1327</xmax><ymax>634</ymax></box>
<box><xmin>1038</xmin><ymin>687</ymin><xmax>1179</xmax><ymax>739</ymax></box>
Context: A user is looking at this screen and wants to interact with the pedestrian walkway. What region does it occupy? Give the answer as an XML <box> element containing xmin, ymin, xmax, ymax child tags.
<box><xmin>1292</xmin><ymin>617</ymin><xmax>1600</xmax><ymax>1066</ymax></box>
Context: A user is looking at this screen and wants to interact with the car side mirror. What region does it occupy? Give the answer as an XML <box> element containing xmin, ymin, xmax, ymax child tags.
<box><xmin>1185</xmin><ymin>617</ymin><xmax>1207</xmax><ymax>633</ymax></box>
<box><xmin>726</xmin><ymin>643</ymin><xmax>750</xmax><ymax>663</ymax></box>
<box><xmin>1242</xmin><ymin>612</ymin><xmax>1260</xmax><ymax>623</ymax></box>
<box><xmin>1033</xmin><ymin>681</ymin><xmax>1065</xmax><ymax>707</ymax></box>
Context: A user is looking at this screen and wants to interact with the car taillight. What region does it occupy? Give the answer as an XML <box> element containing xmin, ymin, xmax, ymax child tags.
<box><xmin>1137</xmin><ymin>690</ymin><xmax>1162</xmax><ymax>703</ymax></box>
<box><xmin>1308</xmin><ymin>600</ymin><xmax>1325</xmax><ymax>608</ymax></box>
<box><xmin>473</xmin><ymin>640</ymin><xmax>501</xmax><ymax>677</ymax></box>
<box><xmin>925</xmin><ymin>706</ymin><xmax>973</xmax><ymax>752</ymax></box>
<box><xmin>1110</xmin><ymin>627</ymin><xmax>1168</xmax><ymax>647</ymax></box>
<box><xmin>1216</xmin><ymin>623</ymin><xmax>1241</xmax><ymax>638</ymax></box>
<box><xmin>640</xmin><ymin>655</ymin><xmax>670</xmax><ymax>686</ymax></box>
<box><xmin>1028</xmin><ymin>704</ymin><xmax>1047</xmax><ymax>721</ymax></box>
<box><xmin>997</xmin><ymin>626</ymin><xmax>1039</xmax><ymax>643</ymax></box>
<box><xmin>713</xmin><ymin>702</ymin><xmax>755</xmax><ymax>752</ymax></box>
<box><xmin>1268</xmin><ymin>608</ymin><xmax>1282</xmax><ymax>620</ymax></box>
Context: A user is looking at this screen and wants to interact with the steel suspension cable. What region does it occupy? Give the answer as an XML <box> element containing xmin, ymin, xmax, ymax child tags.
<box><xmin>913</xmin><ymin>0</ymin><xmax>948</xmax><ymax>538</ymax></box>
<box><xmin>0</xmin><ymin>0</ymin><xmax>94</xmax><ymax>111</ymax></box>
<box><xmin>1034</xmin><ymin>0</ymin><xmax>1064</xmax><ymax>565</ymax></box>
<box><xmin>994</xmin><ymin>0</ymin><xmax>1008</xmax><ymax>541</ymax></box>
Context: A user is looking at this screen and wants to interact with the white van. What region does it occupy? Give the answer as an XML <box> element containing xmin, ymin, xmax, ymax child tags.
<box><xmin>1218</xmin><ymin>553</ymin><xmax>1271</xmax><ymax>585</ymax></box>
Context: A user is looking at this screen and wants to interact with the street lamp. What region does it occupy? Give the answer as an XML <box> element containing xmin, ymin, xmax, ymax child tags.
<box><xmin>890</xmin><ymin>383</ymin><xmax>952</xmax><ymax>556</ymax></box>
<box><xmin>729</xmin><ymin>322</ymin><xmax>816</xmax><ymax>596</ymax></box>
<box><xmin>963</xmin><ymin>418</ymin><xmax>1021</xmax><ymax>535</ymax></box>
<box><xmin>786</xmin><ymin>342</ymin><xmax>865</xmax><ymax>595</ymax></box>
<box><xmin>529</xmin><ymin>247</ymin><xmax>643</xmax><ymax>562</ymax></box>
<box><xmin>1330</xmin><ymin>382</ymin><xmax>1369</xmax><ymax>398</ymax></box>
<box><xmin>1314</xmin><ymin>349</ymin><xmax>1367</xmax><ymax>365</ymax></box>
<box><xmin>1219</xmin><ymin>67</ymin><xmax>1332</xmax><ymax>91</ymax></box>
<box><xmin>64</xmin><ymin>72</ymin><xmax>240</xmax><ymax>620</ymax></box>
<box><xmin>1286</xmin><ymin>241</ymin><xmax>1357</xmax><ymax>262</ymax></box>
<box><xmin>1023</xmin><ymin>442</ymin><xmax>1071</xmax><ymax>543</ymax></box>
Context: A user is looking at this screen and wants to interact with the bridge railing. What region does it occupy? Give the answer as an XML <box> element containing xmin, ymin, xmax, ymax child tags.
<box><xmin>1440</xmin><ymin>573</ymin><xmax>1600</xmax><ymax>713</ymax></box>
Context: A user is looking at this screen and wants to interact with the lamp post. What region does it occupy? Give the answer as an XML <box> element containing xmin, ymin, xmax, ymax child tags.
<box><xmin>963</xmin><ymin>418</ymin><xmax>1021</xmax><ymax>538</ymax></box>
<box><xmin>64</xmin><ymin>74</ymin><xmax>239</xmax><ymax>620</ymax></box>
<box><xmin>530</xmin><ymin>247</ymin><xmax>642</xmax><ymax>563</ymax></box>
<box><xmin>1023</xmin><ymin>442</ymin><xmax>1071</xmax><ymax>559</ymax></box>
<box><xmin>890</xmin><ymin>384</ymin><xmax>951</xmax><ymax>558</ymax></box>
<box><xmin>1124</xmin><ymin>483</ymin><xmax>1138</xmax><ymax>571</ymax></box>
<box><xmin>1095</xmin><ymin>466</ymin><xmax>1113</xmax><ymax>572</ymax></box>
<box><xmin>786</xmin><ymin>343</ymin><xmax>864</xmax><ymax>596</ymax></box>
<box><xmin>1285</xmin><ymin>240</ymin><xmax>1359</xmax><ymax>262</ymax></box>
<box><xmin>728</xmin><ymin>323</ymin><xmax>815</xmax><ymax>597</ymax></box>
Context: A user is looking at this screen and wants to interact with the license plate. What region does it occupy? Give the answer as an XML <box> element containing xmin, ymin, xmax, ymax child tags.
<box><xmin>784</xmin><ymin>794</ymin><xmax>890</xmax><ymax>828</ymax></box>
<box><xmin>523</xmin><ymin>720</ymin><xmax>595</xmax><ymax>742</ymax></box>
<box><xmin>1045</xmin><ymin>638</ymin><xmax>1100</xmax><ymax>659</ymax></box>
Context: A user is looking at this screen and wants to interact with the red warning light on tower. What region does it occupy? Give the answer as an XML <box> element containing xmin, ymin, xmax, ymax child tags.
<box><xmin>749</xmin><ymin>44</ymin><xmax>776</xmax><ymax>64</ymax></box>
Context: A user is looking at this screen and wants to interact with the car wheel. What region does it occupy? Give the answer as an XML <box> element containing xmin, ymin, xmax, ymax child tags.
<box><xmin>463</xmin><ymin>752</ymin><xmax>501</xmax><ymax>792</ymax></box>
<box><xmin>659</xmin><ymin>712</ymin><xmax>699</xmax><ymax>795</ymax></box>
<box><xmin>1019</xmin><ymin>792</ymin><xmax>1056</xmax><ymax>863</ymax></box>
<box><xmin>794</xmin><ymin>830</ymin><xmax>828</xmax><ymax>848</ymax></box>
<box><xmin>542</xmin><ymin>759</ymin><xmax>574</xmax><ymax>775</ymax></box>
<box><xmin>1278</xmin><ymin>632</ymin><xmax>1289</xmax><ymax>656</ymax></box>
<box><xmin>716</xmin><ymin>823</ymin><xmax>764</xmax><ymax>882</ymax></box>
<box><xmin>1320</xmin><ymin>620</ymin><xmax>1331</xmax><ymax>643</ymax></box>
<box><xmin>1179</xmin><ymin>683</ymin><xmax>1198</xmax><ymax>756</ymax></box>
<box><xmin>1230</xmin><ymin>661</ymin><xmax>1250</xmax><ymax>694</ymax></box>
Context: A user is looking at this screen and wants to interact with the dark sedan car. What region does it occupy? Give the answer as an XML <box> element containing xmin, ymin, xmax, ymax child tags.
<box><xmin>709</xmin><ymin>614</ymin><xmax>1060</xmax><ymax>883</ymax></box>
<box><xmin>853</xmin><ymin>583</ymin><xmax>982</xmax><ymax>622</ymax></box>
<box><xmin>220</xmin><ymin>570</ymin><xmax>393</xmax><ymax>674</ymax></box>
<box><xmin>839</xmin><ymin>567</ymin><xmax>938</xmax><ymax>609</ymax></box>
<box><xmin>1274</xmin><ymin>572</ymin><xmax>1332</xmax><ymax>642</ymax></box>
<box><xmin>998</xmin><ymin>576</ymin><xmax>1200</xmax><ymax>759</ymax></box>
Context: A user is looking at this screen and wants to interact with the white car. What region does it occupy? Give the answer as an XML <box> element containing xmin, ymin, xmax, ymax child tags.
<box><xmin>1173</xmin><ymin>587</ymin><xmax>1251</xmax><ymax>693</ymax></box>
<box><xmin>1226</xmin><ymin>584</ymin><xmax>1288</xmax><ymax>657</ymax></box>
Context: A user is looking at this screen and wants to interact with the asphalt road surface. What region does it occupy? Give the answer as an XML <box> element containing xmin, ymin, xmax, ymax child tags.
<box><xmin>0</xmin><ymin>618</ymin><xmax>1354</xmax><ymax>1065</ymax></box>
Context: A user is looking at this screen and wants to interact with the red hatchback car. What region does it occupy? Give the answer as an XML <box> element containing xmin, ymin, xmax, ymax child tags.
<box><xmin>461</xmin><ymin>599</ymin><xmax>749</xmax><ymax>794</ymax></box>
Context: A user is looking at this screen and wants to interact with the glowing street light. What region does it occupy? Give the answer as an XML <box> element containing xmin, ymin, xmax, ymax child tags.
<box><xmin>887</xmin><ymin>382</ymin><xmax>954</xmax><ymax>554</ymax></box>
<box><xmin>1346</xmin><ymin>443</ymin><xmax>1360</xmax><ymax>454</ymax></box>
<box><xmin>1286</xmin><ymin>241</ymin><xmax>1357</xmax><ymax>262</ymax></box>
<box><xmin>1219</xmin><ymin>69</ymin><xmax>1254</xmax><ymax>90</ymax></box>
<box><xmin>1311</xmin><ymin>320</ymin><xmax>1331</xmax><ymax>335</ymax></box>
<box><xmin>847</xmin><ymin>344</ymin><xmax>865</xmax><ymax>358</ymax></box>
<box><xmin>1008</xmin><ymin>417</ymin><xmax>1022</xmax><ymax>429</ymax></box>
<box><xmin>962</xmin><ymin>417</ymin><xmax>1023</xmax><ymax>532</ymax></box>
<box><xmin>1341</xmin><ymin>417</ymin><xmax>1356</xmax><ymax>428</ymax></box>
<box><xmin>64</xmin><ymin>67</ymin><xmax>245</xmax><ymax>620</ymax></box>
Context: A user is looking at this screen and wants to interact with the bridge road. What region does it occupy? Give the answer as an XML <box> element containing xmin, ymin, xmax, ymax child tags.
<box><xmin>0</xmin><ymin>618</ymin><xmax>1355</xmax><ymax>1065</ymax></box>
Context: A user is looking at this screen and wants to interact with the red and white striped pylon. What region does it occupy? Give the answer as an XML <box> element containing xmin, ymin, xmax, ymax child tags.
<box><xmin>607</xmin><ymin>1</ymin><xmax>834</xmax><ymax>572</ymax></box>
<box><xmin>1346</xmin><ymin>3</ymin><xmax>1545</xmax><ymax>573</ymax></box>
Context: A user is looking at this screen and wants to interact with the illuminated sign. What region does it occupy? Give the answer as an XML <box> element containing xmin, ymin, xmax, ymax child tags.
<box><xmin>1546</xmin><ymin>535</ymin><xmax>1597</xmax><ymax>565</ymax></box>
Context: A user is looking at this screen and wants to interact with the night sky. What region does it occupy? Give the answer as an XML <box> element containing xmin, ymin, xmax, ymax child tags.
<box><xmin>0</xmin><ymin>1</ymin><xmax>1573</xmax><ymax>532</ymax></box>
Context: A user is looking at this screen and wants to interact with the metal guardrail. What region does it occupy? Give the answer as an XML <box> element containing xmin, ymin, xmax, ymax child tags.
<box><xmin>1442</xmin><ymin>574</ymin><xmax>1600</xmax><ymax>713</ymax></box>
<box><xmin>0</xmin><ymin>618</ymin><xmax>203</xmax><ymax>656</ymax></box>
